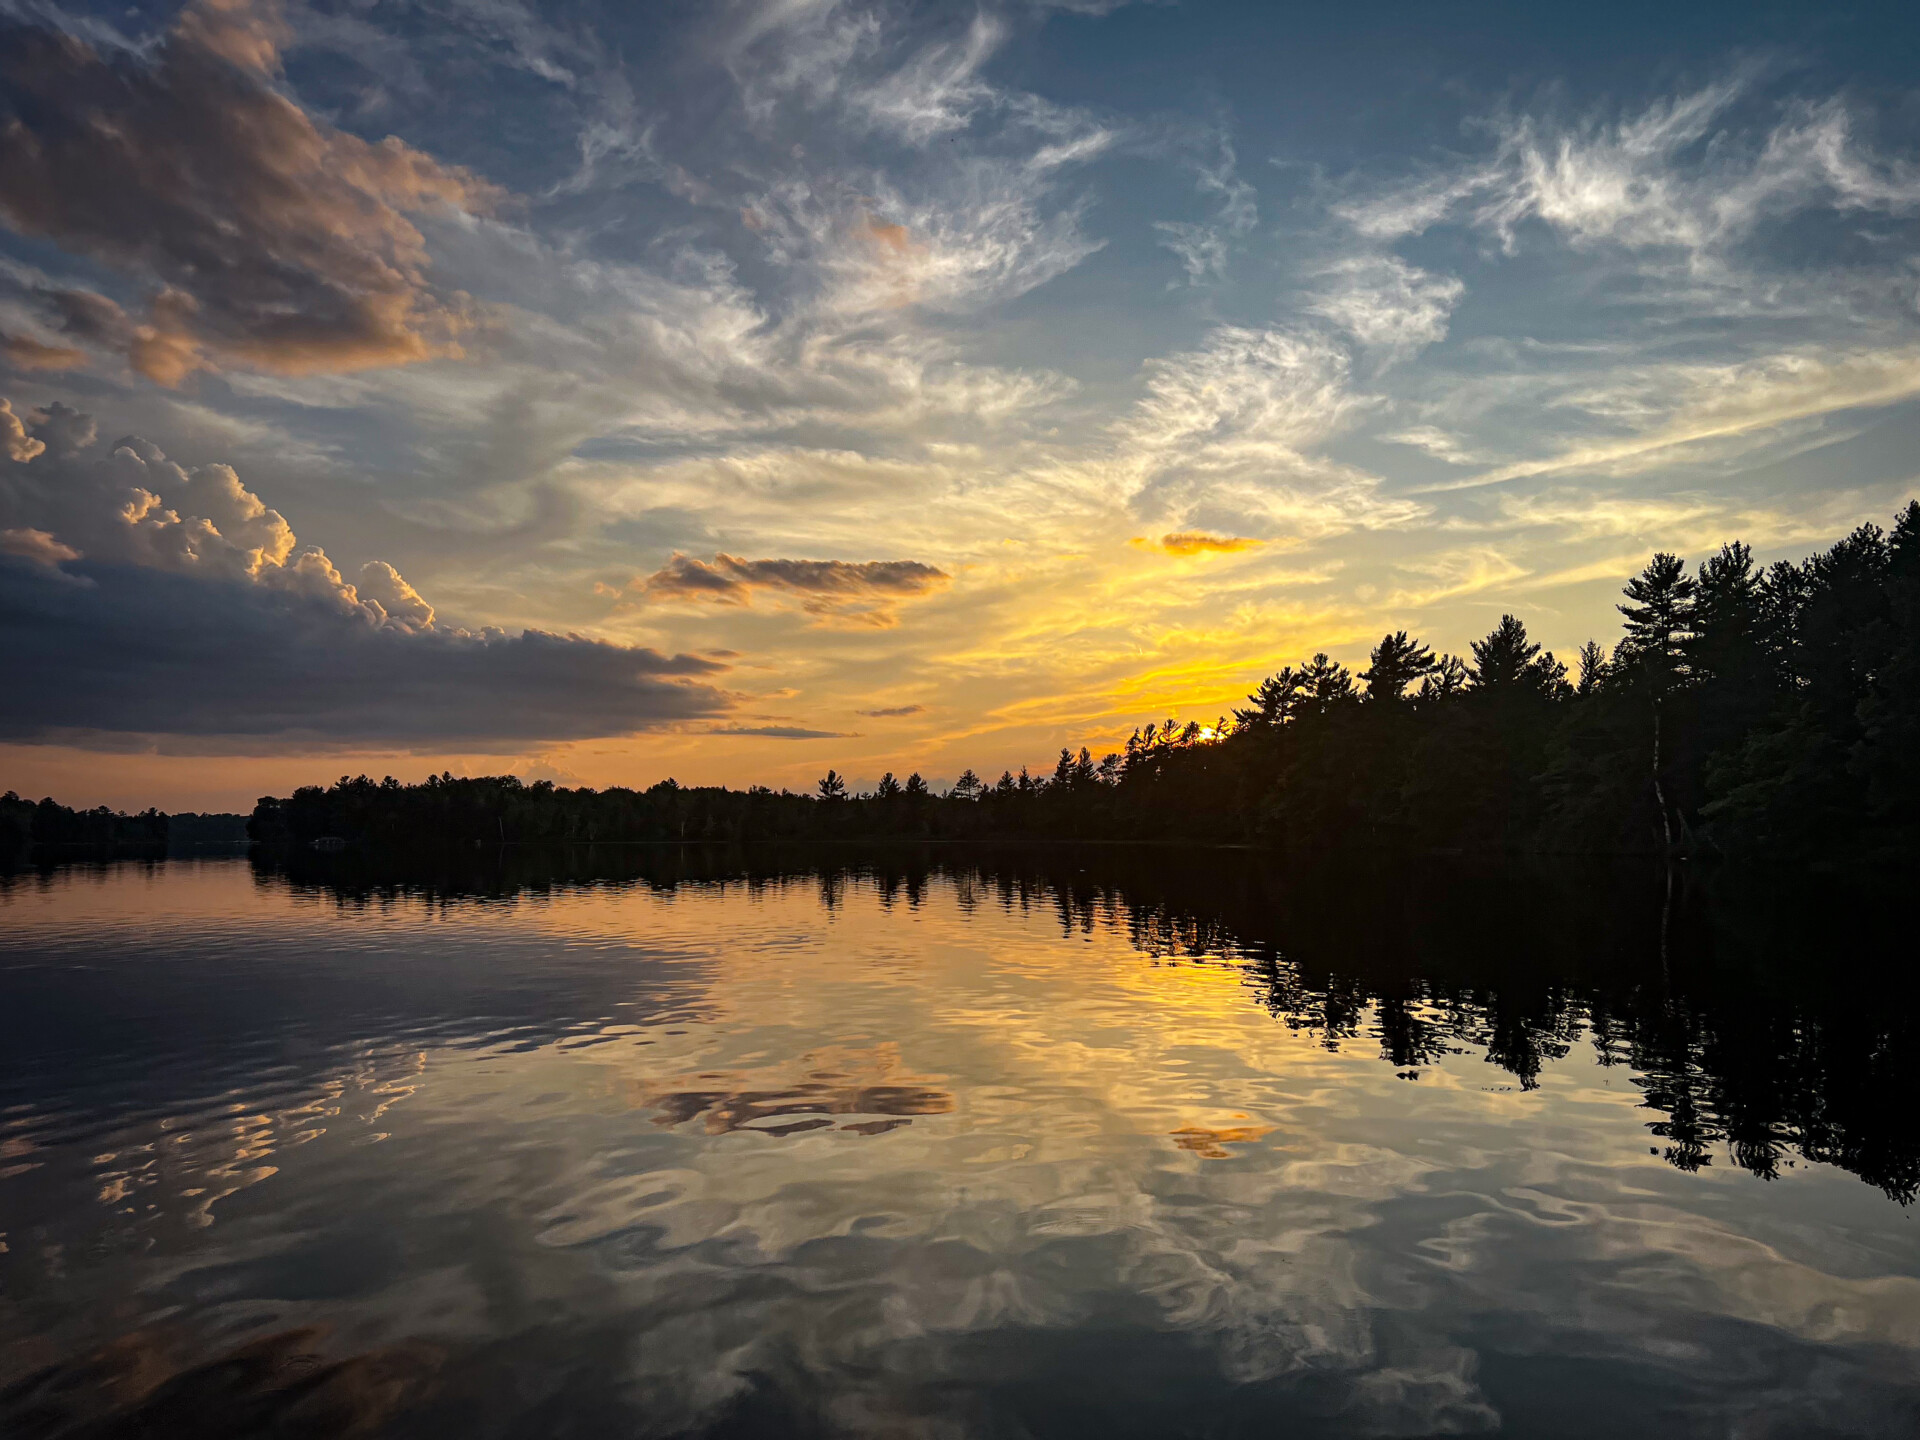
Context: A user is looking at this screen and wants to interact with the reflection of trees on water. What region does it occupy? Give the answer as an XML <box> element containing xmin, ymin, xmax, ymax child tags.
<box><xmin>256</xmin><ymin>844</ymin><xmax>1920</xmax><ymax>1203</ymax></box>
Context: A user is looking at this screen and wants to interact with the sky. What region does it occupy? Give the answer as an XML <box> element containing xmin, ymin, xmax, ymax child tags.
<box><xmin>3</xmin><ymin>0</ymin><xmax>1920</xmax><ymax>812</ymax></box>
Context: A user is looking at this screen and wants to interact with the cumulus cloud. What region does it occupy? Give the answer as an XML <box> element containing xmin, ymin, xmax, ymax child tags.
<box><xmin>0</xmin><ymin>0</ymin><xmax>501</xmax><ymax>385</ymax></box>
<box><xmin>0</xmin><ymin>404</ymin><xmax>732</xmax><ymax>747</ymax></box>
<box><xmin>0</xmin><ymin>418</ymin><xmax>434</xmax><ymax>630</ymax></box>
<box><xmin>635</xmin><ymin>551</ymin><xmax>950</xmax><ymax>625</ymax></box>
<box><xmin>24</xmin><ymin>400</ymin><xmax>97</xmax><ymax>459</ymax></box>
<box><xmin>354</xmin><ymin>559</ymin><xmax>437</xmax><ymax>631</ymax></box>
<box><xmin>1</xmin><ymin>397</ymin><xmax>43</xmax><ymax>462</ymax></box>
<box><xmin>0</xmin><ymin>561</ymin><xmax>729</xmax><ymax>748</ymax></box>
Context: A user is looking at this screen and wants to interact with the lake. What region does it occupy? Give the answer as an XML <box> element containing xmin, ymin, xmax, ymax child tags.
<box><xmin>1</xmin><ymin>848</ymin><xmax>1915</xmax><ymax>1438</ymax></box>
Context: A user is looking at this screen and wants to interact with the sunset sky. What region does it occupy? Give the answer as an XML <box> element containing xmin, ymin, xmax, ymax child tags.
<box><xmin>4</xmin><ymin>0</ymin><xmax>1919</xmax><ymax>811</ymax></box>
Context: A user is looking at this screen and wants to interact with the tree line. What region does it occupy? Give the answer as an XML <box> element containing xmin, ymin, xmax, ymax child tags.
<box><xmin>0</xmin><ymin>792</ymin><xmax>169</xmax><ymax>853</ymax></box>
<box><xmin>247</xmin><ymin>503</ymin><xmax>1919</xmax><ymax>863</ymax></box>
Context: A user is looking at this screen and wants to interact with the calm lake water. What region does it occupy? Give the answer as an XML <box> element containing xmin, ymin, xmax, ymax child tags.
<box><xmin>1</xmin><ymin>849</ymin><xmax>1915</xmax><ymax>1438</ymax></box>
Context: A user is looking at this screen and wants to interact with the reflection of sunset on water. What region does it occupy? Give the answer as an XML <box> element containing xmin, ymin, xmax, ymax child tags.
<box><xmin>3</xmin><ymin>854</ymin><xmax>1918</xmax><ymax>1437</ymax></box>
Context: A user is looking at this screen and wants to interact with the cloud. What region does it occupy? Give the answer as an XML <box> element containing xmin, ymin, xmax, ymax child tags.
<box><xmin>1334</xmin><ymin>79</ymin><xmax>1920</xmax><ymax>261</ymax></box>
<box><xmin>0</xmin><ymin>420</ymin><xmax>445</xmax><ymax>634</ymax></box>
<box><xmin>636</xmin><ymin>551</ymin><xmax>950</xmax><ymax>625</ymax></box>
<box><xmin>1115</xmin><ymin>326</ymin><xmax>1426</xmax><ymax>539</ymax></box>
<box><xmin>0</xmin><ymin>406</ymin><xmax>731</xmax><ymax>747</ymax></box>
<box><xmin>717</xmin><ymin>2</ymin><xmax>1113</xmax><ymax>318</ymax></box>
<box><xmin>849</xmin><ymin>12</ymin><xmax>1003</xmax><ymax>145</ymax></box>
<box><xmin>1308</xmin><ymin>255</ymin><xmax>1463</xmax><ymax>361</ymax></box>
<box><xmin>751</xmin><ymin>165</ymin><xmax>1108</xmax><ymax>318</ymax></box>
<box><xmin>0</xmin><ymin>426</ymin><xmax>438</xmax><ymax>628</ymax></box>
<box><xmin>1381</xmin><ymin>426</ymin><xmax>1483</xmax><ymax>465</ymax></box>
<box><xmin>855</xmin><ymin>704</ymin><xmax>924</xmax><ymax>717</ymax></box>
<box><xmin>0</xmin><ymin>0</ymin><xmax>502</xmax><ymax>385</ymax></box>
<box><xmin>1</xmin><ymin>397</ymin><xmax>43</xmax><ymax>461</ymax></box>
<box><xmin>25</xmin><ymin>400</ymin><xmax>98</xmax><ymax>459</ymax></box>
<box><xmin>1127</xmin><ymin>328</ymin><xmax>1363</xmax><ymax>458</ymax></box>
<box><xmin>0</xmin><ymin>558</ymin><xmax>730</xmax><ymax>749</ymax></box>
<box><xmin>1135</xmin><ymin>533</ymin><xmax>1264</xmax><ymax>556</ymax></box>
<box><xmin>1</xmin><ymin>330</ymin><xmax>86</xmax><ymax>371</ymax></box>
<box><xmin>707</xmin><ymin>724</ymin><xmax>853</xmax><ymax>739</ymax></box>
<box><xmin>0</xmin><ymin>527</ymin><xmax>78</xmax><ymax>567</ymax></box>
<box><xmin>1155</xmin><ymin>131</ymin><xmax>1258</xmax><ymax>284</ymax></box>
<box><xmin>1422</xmin><ymin>344</ymin><xmax>1920</xmax><ymax>493</ymax></box>
<box><xmin>354</xmin><ymin>559</ymin><xmax>436</xmax><ymax>630</ymax></box>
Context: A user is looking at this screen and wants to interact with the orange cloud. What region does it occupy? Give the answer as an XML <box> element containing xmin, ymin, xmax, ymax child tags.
<box><xmin>0</xmin><ymin>527</ymin><xmax>80</xmax><ymax>567</ymax></box>
<box><xmin>1132</xmin><ymin>532</ymin><xmax>1266</xmax><ymax>556</ymax></box>
<box><xmin>172</xmin><ymin>0</ymin><xmax>291</xmax><ymax>73</ymax></box>
<box><xmin>0</xmin><ymin>397</ymin><xmax>43</xmax><ymax>462</ymax></box>
<box><xmin>632</xmin><ymin>552</ymin><xmax>951</xmax><ymax>627</ymax></box>
<box><xmin>0</xmin><ymin>0</ymin><xmax>501</xmax><ymax>386</ymax></box>
<box><xmin>1</xmin><ymin>331</ymin><xmax>86</xmax><ymax>372</ymax></box>
<box><xmin>862</xmin><ymin>217</ymin><xmax>914</xmax><ymax>256</ymax></box>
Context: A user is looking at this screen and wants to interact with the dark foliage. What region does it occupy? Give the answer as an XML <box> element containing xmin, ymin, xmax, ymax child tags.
<box><xmin>0</xmin><ymin>791</ymin><xmax>167</xmax><ymax>854</ymax></box>
<box><xmin>165</xmin><ymin>812</ymin><xmax>252</xmax><ymax>848</ymax></box>
<box><xmin>243</xmin><ymin>506</ymin><xmax>1920</xmax><ymax>865</ymax></box>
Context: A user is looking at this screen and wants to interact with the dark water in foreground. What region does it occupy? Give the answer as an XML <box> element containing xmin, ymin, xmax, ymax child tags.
<box><xmin>1</xmin><ymin>848</ymin><xmax>1916</xmax><ymax>1439</ymax></box>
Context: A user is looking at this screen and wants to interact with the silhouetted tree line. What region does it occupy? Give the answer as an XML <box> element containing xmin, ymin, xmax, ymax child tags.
<box><xmin>0</xmin><ymin>791</ymin><xmax>168</xmax><ymax>854</ymax></box>
<box><xmin>253</xmin><ymin>842</ymin><xmax>1918</xmax><ymax>1202</ymax></box>
<box><xmin>164</xmin><ymin>812</ymin><xmax>252</xmax><ymax>848</ymax></box>
<box><xmin>248</xmin><ymin>506</ymin><xmax>1920</xmax><ymax>862</ymax></box>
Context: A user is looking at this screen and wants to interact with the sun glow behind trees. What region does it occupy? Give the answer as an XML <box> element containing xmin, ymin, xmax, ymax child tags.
<box><xmin>244</xmin><ymin>504</ymin><xmax>1920</xmax><ymax>863</ymax></box>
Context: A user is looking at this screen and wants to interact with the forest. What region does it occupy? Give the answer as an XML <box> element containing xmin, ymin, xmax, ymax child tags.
<box><xmin>244</xmin><ymin>502</ymin><xmax>1919</xmax><ymax>865</ymax></box>
<box><xmin>0</xmin><ymin>792</ymin><xmax>169</xmax><ymax>854</ymax></box>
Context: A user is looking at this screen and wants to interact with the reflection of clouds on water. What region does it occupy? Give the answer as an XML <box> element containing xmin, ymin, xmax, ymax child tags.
<box><xmin>630</xmin><ymin>1042</ymin><xmax>955</xmax><ymax>1139</ymax></box>
<box><xmin>2</xmin><ymin>859</ymin><xmax>1918</xmax><ymax>1437</ymax></box>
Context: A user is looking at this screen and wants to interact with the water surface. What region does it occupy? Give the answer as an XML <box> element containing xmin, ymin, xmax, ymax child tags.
<box><xmin>2</xmin><ymin>849</ymin><xmax>1915</xmax><ymax>1437</ymax></box>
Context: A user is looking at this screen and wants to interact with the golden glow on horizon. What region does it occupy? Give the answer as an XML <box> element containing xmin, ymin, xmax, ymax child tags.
<box><xmin>5</xmin><ymin>1</ymin><xmax>1920</xmax><ymax>812</ymax></box>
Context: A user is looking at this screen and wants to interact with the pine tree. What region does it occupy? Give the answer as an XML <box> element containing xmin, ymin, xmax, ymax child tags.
<box><xmin>1300</xmin><ymin>654</ymin><xmax>1355</xmax><ymax>712</ymax></box>
<box><xmin>1362</xmin><ymin>631</ymin><xmax>1437</xmax><ymax>702</ymax></box>
<box><xmin>1574</xmin><ymin>640</ymin><xmax>1609</xmax><ymax>697</ymax></box>
<box><xmin>1469</xmin><ymin>615</ymin><xmax>1566</xmax><ymax>696</ymax></box>
<box><xmin>1617</xmin><ymin>552</ymin><xmax>1696</xmax><ymax>691</ymax></box>
<box><xmin>1418</xmin><ymin>655</ymin><xmax>1469</xmax><ymax>701</ymax></box>
<box><xmin>1615</xmin><ymin>554</ymin><xmax>1697</xmax><ymax>850</ymax></box>
<box><xmin>1234</xmin><ymin>667</ymin><xmax>1305</xmax><ymax>727</ymax></box>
